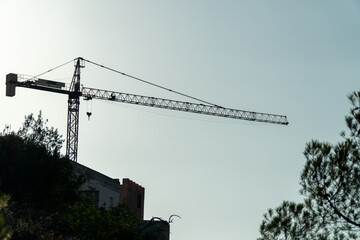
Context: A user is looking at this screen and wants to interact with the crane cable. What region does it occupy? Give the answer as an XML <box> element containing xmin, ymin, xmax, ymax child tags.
<box><xmin>83</xmin><ymin>58</ymin><xmax>224</xmax><ymax>108</ymax></box>
<box><xmin>27</xmin><ymin>59</ymin><xmax>75</xmax><ymax>81</ymax></box>
<box><xmin>28</xmin><ymin>57</ymin><xmax>224</xmax><ymax>108</ymax></box>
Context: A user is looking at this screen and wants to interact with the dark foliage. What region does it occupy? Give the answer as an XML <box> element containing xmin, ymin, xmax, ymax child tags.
<box><xmin>0</xmin><ymin>191</ymin><xmax>10</xmax><ymax>240</ymax></box>
<box><xmin>17</xmin><ymin>111</ymin><xmax>64</xmax><ymax>154</ymax></box>
<box><xmin>61</xmin><ymin>197</ymin><xmax>142</xmax><ymax>240</ymax></box>
<box><xmin>0</xmin><ymin>134</ymin><xmax>82</xmax><ymax>213</ymax></box>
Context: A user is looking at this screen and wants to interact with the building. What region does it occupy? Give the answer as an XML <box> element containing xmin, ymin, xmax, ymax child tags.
<box><xmin>71</xmin><ymin>161</ymin><xmax>169</xmax><ymax>240</ymax></box>
<box><xmin>71</xmin><ymin>162</ymin><xmax>145</xmax><ymax>220</ymax></box>
<box><xmin>71</xmin><ymin>161</ymin><xmax>121</xmax><ymax>210</ymax></box>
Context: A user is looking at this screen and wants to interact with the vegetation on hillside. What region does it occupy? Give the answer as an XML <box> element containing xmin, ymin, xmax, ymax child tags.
<box><xmin>0</xmin><ymin>112</ymin><xmax>148</xmax><ymax>240</ymax></box>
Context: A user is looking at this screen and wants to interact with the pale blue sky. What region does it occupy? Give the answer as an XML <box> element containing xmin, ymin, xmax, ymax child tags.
<box><xmin>1</xmin><ymin>1</ymin><xmax>360</xmax><ymax>239</ymax></box>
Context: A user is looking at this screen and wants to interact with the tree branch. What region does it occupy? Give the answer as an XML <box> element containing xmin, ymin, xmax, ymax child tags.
<box><xmin>325</xmin><ymin>195</ymin><xmax>360</xmax><ymax>228</ymax></box>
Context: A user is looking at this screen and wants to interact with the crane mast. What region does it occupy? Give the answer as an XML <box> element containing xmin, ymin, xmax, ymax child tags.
<box><xmin>66</xmin><ymin>58</ymin><xmax>84</xmax><ymax>162</ymax></box>
<box><xmin>5</xmin><ymin>57</ymin><xmax>288</xmax><ymax>162</ymax></box>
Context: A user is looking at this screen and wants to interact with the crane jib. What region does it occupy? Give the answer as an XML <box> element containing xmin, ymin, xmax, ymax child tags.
<box><xmin>81</xmin><ymin>87</ymin><xmax>289</xmax><ymax>125</ymax></box>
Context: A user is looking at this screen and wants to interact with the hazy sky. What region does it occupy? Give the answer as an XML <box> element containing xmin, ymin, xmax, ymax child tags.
<box><xmin>1</xmin><ymin>1</ymin><xmax>360</xmax><ymax>239</ymax></box>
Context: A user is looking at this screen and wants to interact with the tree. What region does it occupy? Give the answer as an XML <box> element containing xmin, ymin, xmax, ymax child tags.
<box><xmin>0</xmin><ymin>112</ymin><xmax>83</xmax><ymax>239</ymax></box>
<box><xmin>17</xmin><ymin>111</ymin><xmax>64</xmax><ymax>154</ymax></box>
<box><xmin>61</xmin><ymin>198</ymin><xmax>142</xmax><ymax>240</ymax></box>
<box><xmin>0</xmin><ymin>134</ymin><xmax>83</xmax><ymax>212</ymax></box>
<box><xmin>0</xmin><ymin>112</ymin><xmax>82</xmax><ymax>212</ymax></box>
<box><xmin>0</xmin><ymin>191</ymin><xmax>11</xmax><ymax>240</ymax></box>
<box><xmin>258</xmin><ymin>91</ymin><xmax>360</xmax><ymax>240</ymax></box>
<box><xmin>259</xmin><ymin>201</ymin><xmax>321</xmax><ymax>240</ymax></box>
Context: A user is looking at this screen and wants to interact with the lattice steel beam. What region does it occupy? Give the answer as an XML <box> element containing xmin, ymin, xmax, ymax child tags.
<box><xmin>66</xmin><ymin>58</ymin><xmax>84</xmax><ymax>162</ymax></box>
<box><xmin>82</xmin><ymin>87</ymin><xmax>289</xmax><ymax>125</ymax></box>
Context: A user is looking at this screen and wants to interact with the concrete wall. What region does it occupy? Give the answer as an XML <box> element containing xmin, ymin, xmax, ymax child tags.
<box><xmin>71</xmin><ymin>162</ymin><xmax>120</xmax><ymax>209</ymax></box>
<box><xmin>71</xmin><ymin>162</ymin><xmax>146</xmax><ymax>220</ymax></box>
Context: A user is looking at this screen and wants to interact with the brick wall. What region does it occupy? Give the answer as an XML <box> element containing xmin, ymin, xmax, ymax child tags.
<box><xmin>119</xmin><ymin>178</ymin><xmax>145</xmax><ymax>220</ymax></box>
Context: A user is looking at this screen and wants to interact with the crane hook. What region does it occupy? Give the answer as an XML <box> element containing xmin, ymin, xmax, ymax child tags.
<box><xmin>85</xmin><ymin>97</ymin><xmax>93</xmax><ymax>120</ymax></box>
<box><xmin>86</xmin><ymin>111</ymin><xmax>92</xmax><ymax>120</ymax></box>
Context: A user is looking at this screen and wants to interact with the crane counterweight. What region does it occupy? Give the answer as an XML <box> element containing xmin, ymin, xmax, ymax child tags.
<box><xmin>6</xmin><ymin>73</ymin><xmax>17</xmax><ymax>97</ymax></box>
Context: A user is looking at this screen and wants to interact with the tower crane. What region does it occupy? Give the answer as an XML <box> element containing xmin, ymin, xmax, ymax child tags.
<box><xmin>5</xmin><ymin>57</ymin><xmax>288</xmax><ymax>162</ymax></box>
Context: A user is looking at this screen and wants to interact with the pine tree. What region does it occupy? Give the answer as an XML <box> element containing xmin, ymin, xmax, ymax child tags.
<box><xmin>259</xmin><ymin>91</ymin><xmax>360</xmax><ymax>240</ymax></box>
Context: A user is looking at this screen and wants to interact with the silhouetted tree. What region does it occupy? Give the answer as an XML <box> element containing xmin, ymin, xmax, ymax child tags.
<box><xmin>17</xmin><ymin>111</ymin><xmax>64</xmax><ymax>154</ymax></box>
<box><xmin>0</xmin><ymin>134</ymin><xmax>82</xmax><ymax>212</ymax></box>
<box><xmin>258</xmin><ymin>91</ymin><xmax>360</xmax><ymax>240</ymax></box>
<box><xmin>258</xmin><ymin>201</ymin><xmax>332</xmax><ymax>240</ymax></box>
<box><xmin>61</xmin><ymin>199</ymin><xmax>142</xmax><ymax>240</ymax></box>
